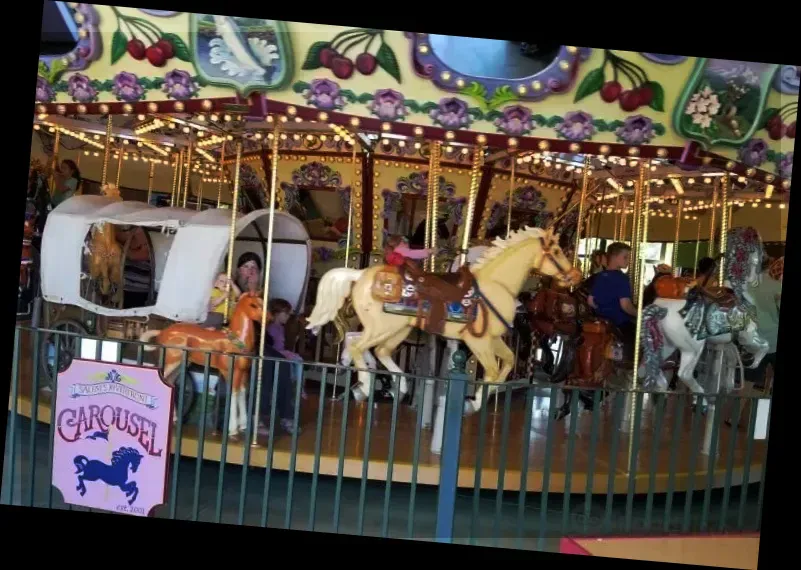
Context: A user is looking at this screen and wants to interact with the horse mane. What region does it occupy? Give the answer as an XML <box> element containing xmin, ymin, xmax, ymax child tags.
<box><xmin>723</xmin><ymin>226</ymin><xmax>763</xmax><ymax>311</ymax></box>
<box><xmin>470</xmin><ymin>226</ymin><xmax>549</xmax><ymax>271</ymax></box>
<box><xmin>111</xmin><ymin>447</ymin><xmax>140</xmax><ymax>465</ymax></box>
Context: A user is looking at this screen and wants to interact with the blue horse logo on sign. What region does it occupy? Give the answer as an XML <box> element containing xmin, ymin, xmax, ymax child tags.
<box><xmin>73</xmin><ymin>446</ymin><xmax>143</xmax><ymax>506</ymax></box>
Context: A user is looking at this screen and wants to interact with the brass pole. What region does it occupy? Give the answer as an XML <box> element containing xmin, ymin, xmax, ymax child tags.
<box><xmin>708</xmin><ymin>180</ymin><xmax>718</xmax><ymax>257</ymax></box>
<box><xmin>573</xmin><ymin>156</ymin><xmax>591</xmax><ymax>268</ymax></box>
<box><xmin>48</xmin><ymin>129</ymin><xmax>62</xmax><ymax>193</ymax></box>
<box><xmin>216</xmin><ymin>144</ymin><xmax>226</xmax><ymax>208</ymax></box>
<box><xmin>182</xmin><ymin>141</ymin><xmax>193</xmax><ymax>208</ymax></box>
<box><xmin>672</xmin><ymin>201</ymin><xmax>683</xmax><ymax>275</ymax></box>
<box><xmin>170</xmin><ymin>152</ymin><xmax>180</xmax><ymax>208</ymax></box>
<box><xmin>459</xmin><ymin>144</ymin><xmax>484</xmax><ymax>267</ymax></box>
<box><xmin>100</xmin><ymin>116</ymin><xmax>113</xmax><ymax>186</ymax></box>
<box><xmin>423</xmin><ymin>143</ymin><xmax>436</xmax><ymax>271</ymax></box>
<box><xmin>252</xmin><ymin>128</ymin><xmax>281</xmax><ymax>446</ymax></box>
<box><xmin>196</xmin><ymin>178</ymin><xmax>204</xmax><ymax>211</ymax></box>
<box><xmin>613</xmin><ymin>196</ymin><xmax>621</xmax><ymax>241</ymax></box>
<box><xmin>620</xmin><ymin>201</ymin><xmax>628</xmax><ymax>243</ymax></box>
<box><xmin>429</xmin><ymin>141</ymin><xmax>442</xmax><ymax>270</ymax></box>
<box><xmin>628</xmin><ymin>160</ymin><xmax>651</xmax><ymax>467</ymax></box>
<box><xmin>222</xmin><ymin>142</ymin><xmax>242</xmax><ymax>323</ymax></box>
<box><xmin>718</xmin><ymin>175</ymin><xmax>729</xmax><ymax>284</ymax></box>
<box><xmin>115</xmin><ymin>147</ymin><xmax>124</xmax><ymax>189</ymax></box>
<box><xmin>344</xmin><ymin>144</ymin><xmax>357</xmax><ymax>269</ymax></box>
<box><xmin>506</xmin><ymin>158</ymin><xmax>515</xmax><ymax>238</ymax></box>
<box><xmin>146</xmin><ymin>161</ymin><xmax>155</xmax><ymax>204</ymax></box>
<box><xmin>694</xmin><ymin>218</ymin><xmax>702</xmax><ymax>278</ymax></box>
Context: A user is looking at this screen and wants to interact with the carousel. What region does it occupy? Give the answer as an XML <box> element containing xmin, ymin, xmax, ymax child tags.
<box><xmin>18</xmin><ymin>6</ymin><xmax>793</xmax><ymax>502</ymax></box>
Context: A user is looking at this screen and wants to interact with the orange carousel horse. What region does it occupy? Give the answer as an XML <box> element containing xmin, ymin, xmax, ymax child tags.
<box><xmin>139</xmin><ymin>292</ymin><xmax>269</xmax><ymax>437</ymax></box>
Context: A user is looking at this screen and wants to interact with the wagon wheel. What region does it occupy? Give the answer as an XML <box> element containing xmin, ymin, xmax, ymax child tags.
<box><xmin>40</xmin><ymin>318</ymin><xmax>89</xmax><ymax>390</ymax></box>
<box><xmin>162</xmin><ymin>362</ymin><xmax>197</xmax><ymax>424</ymax></box>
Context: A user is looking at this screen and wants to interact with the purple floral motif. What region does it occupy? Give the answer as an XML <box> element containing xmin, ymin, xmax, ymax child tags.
<box><xmin>313</xmin><ymin>247</ymin><xmax>335</xmax><ymax>262</ymax></box>
<box><xmin>444</xmin><ymin>196</ymin><xmax>467</xmax><ymax>226</ymax></box>
<box><xmin>513</xmin><ymin>185</ymin><xmax>548</xmax><ymax>211</ymax></box>
<box><xmin>337</xmin><ymin>186</ymin><xmax>351</xmax><ymax>214</ymax></box>
<box><xmin>556</xmin><ymin>111</ymin><xmax>595</xmax><ymax>141</ymax></box>
<box><xmin>66</xmin><ymin>73</ymin><xmax>97</xmax><ymax>103</ymax></box>
<box><xmin>779</xmin><ymin>152</ymin><xmax>793</xmax><ymax>180</ymax></box>
<box><xmin>430</xmin><ymin>97</ymin><xmax>471</xmax><ymax>129</ymax></box>
<box><xmin>111</xmin><ymin>72</ymin><xmax>145</xmax><ymax>102</ymax></box>
<box><xmin>35</xmin><ymin>76</ymin><xmax>54</xmax><ymax>103</ymax></box>
<box><xmin>162</xmin><ymin>70</ymin><xmax>199</xmax><ymax>100</ymax></box>
<box><xmin>494</xmin><ymin>105</ymin><xmax>534</xmax><ymax>136</ymax></box>
<box><xmin>303</xmin><ymin>78</ymin><xmax>346</xmax><ymax>111</ymax></box>
<box><xmin>367</xmin><ymin>89</ymin><xmax>408</xmax><ymax>121</ymax></box>
<box><xmin>615</xmin><ymin>115</ymin><xmax>655</xmax><ymax>145</ymax></box>
<box><xmin>737</xmin><ymin>138</ymin><xmax>768</xmax><ymax>168</ymax></box>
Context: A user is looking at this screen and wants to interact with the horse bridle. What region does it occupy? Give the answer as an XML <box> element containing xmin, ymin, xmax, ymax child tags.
<box><xmin>535</xmin><ymin>237</ymin><xmax>575</xmax><ymax>282</ymax></box>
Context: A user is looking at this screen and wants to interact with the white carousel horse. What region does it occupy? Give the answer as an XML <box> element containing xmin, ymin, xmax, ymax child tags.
<box><xmin>639</xmin><ymin>226</ymin><xmax>770</xmax><ymax>394</ymax></box>
<box><xmin>306</xmin><ymin>227</ymin><xmax>581</xmax><ymax>414</ymax></box>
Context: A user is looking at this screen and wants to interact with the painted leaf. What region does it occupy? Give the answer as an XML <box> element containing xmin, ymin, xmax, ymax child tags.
<box><xmin>48</xmin><ymin>58</ymin><xmax>67</xmax><ymax>83</ymax></box>
<box><xmin>376</xmin><ymin>42</ymin><xmax>401</xmax><ymax>83</ymax></box>
<box><xmin>292</xmin><ymin>81</ymin><xmax>310</xmax><ymax>94</ymax></box>
<box><xmin>653</xmin><ymin>123</ymin><xmax>666</xmax><ymax>136</ymax></box>
<box><xmin>759</xmin><ymin>107</ymin><xmax>779</xmax><ymax>130</ymax></box>
<box><xmin>38</xmin><ymin>61</ymin><xmax>48</xmax><ymax>77</ymax></box>
<box><xmin>340</xmin><ymin>89</ymin><xmax>358</xmax><ymax>103</ymax></box>
<box><xmin>163</xmin><ymin>33</ymin><xmax>191</xmax><ymax>62</ymax></box>
<box><xmin>574</xmin><ymin>67</ymin><xmax>605</xmax><ymax>103</ymax></box>
<box><xmin>405</xmin><ymin>100</ymin><xmax>421</xmax><ymax>113</ymax></box>
<box><xmin>487</xmin><ymin>86</ymin><xmax>518</xmax><ymax>111</ymax></box>
<box><xmin>302</xmin><ymin>41</ymin><xmax>330</xmax><ymax>71</ymax></box>
<box><xmin>357</xmin><ymin>92</ymin><xmax>374</xmax><ymax>104</ymax></box>
<box><xmin>647</xmin><ymin>81</ymin><xmax>665</xmax><ymax>112</ymax></box>
<box><xmin>111</xmin><ymin>29</ymin><xmax>128</xmax><ymax>65</ymax></box>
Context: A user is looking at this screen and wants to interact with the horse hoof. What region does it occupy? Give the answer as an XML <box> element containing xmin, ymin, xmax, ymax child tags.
<box><xmin>463</xmin><ymin>400</ymin><xmax>477</xmax><ymax>416</ymax></box>
<box><xmin>351</xmin><ymin>388</ymin><xmax>367</xmax><ymax>403</ymax></box>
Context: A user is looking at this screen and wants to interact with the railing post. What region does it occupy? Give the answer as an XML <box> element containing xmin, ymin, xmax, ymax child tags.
<box><xmin>434</xmin><ymin>349</ymin><xmax>468</xmax><ymax>543</ymax></box>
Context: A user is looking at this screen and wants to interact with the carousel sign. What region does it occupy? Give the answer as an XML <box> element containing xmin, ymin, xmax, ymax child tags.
<box><xmin>51</xmin><ymin>359</ymin><xmax>173</xmax><ymax>517</ymax></box>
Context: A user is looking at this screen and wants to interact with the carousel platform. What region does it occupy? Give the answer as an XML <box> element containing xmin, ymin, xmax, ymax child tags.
<box><xmin>9</xmin><ymin>331</ymin><xmax>768</xmax><ymax>496</ymax></box>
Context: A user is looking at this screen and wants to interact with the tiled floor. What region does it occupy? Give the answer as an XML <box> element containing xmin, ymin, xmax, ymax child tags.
<box><xmin>3</xmin><ymin>413</ymin><xmax>762</xmax><ymax>551</ymax></box>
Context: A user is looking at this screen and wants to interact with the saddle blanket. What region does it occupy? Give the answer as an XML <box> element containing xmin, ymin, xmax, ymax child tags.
<box><xmin>382</xmin><ymin>271</ymin><xmax>480</xmax><ymax>323</ymax></box>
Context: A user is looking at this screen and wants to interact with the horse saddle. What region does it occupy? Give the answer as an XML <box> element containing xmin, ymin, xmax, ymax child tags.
<box><xmin>569</xmin><ymin>318</ymin><xmax>616</xmax><ymax>388</ymax></box>
<box><xmin>653</xmin><ymin>275</ymin><xmax>694</xmax><ymax>299</ymax></box>
<box><xmin>527</xmin><ymin>288</ymin><xmax>577</xmax><ymax>336</ymax></box>
<box><xmin>408</xmin><ymin>265</ymin><xmax>476</xmax><ymax>335</ymax></box>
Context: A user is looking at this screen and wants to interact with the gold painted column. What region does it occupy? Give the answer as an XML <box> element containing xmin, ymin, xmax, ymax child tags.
<box><xmin>718</xmin><ymin>175</ymin><xmax>730</xmax><ymax>284</ymax></box>
<box><xmin>146</xmin><ymin>161</ymin><xmax>155</xmax><ymax>204</ymax></box>
<box><xmin>672</xmin><ymin>200</ymin><xmax>683</xmax><ymax>275</ymax></box>
<box><xmin>182</xmin><ymin>141</ymin><xmax>193</xmax><ymax>208</ymax></box>
<box><xmin>506</xmin><ymin>157</ymin><xmax>515</xmax><ymax>238</ymax></box>
<box><xmin>573</xmin><ymin>157</ymin><xmax>591</xmax><ymax>269</ymax></box>
<box><xmin>222</xmin><ymin>142</ymin><xmax>243</xmax><ymax>322</ymax></box>
<box><xmin>216</xmin><ymin>144</ymin><xmax>226</xmax><ymax>208</ymax></box>
<box><xmin>100</xmin><ymin>116</ymin><xmax>113</xmax><ymax>186</ymax></box>
<box><xmin>708</xmin><ymin>180</ymin><xmax>718</xmax><ymax>257</ymax></box>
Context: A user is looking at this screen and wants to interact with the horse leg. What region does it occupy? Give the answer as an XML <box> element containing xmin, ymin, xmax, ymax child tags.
<box><xmin>76</xmin><ymin>476</ymin><xmax>86</xmax><ymax>495</ymax></box>
<box><xmin>460</xmin><ymin>334</ymin><xmax>501</xmax><ymax>415</ymax></box>
<box><xmin>219</xmin><ymin>366</ymin><xmax>239</xmax><ymax>437</ymax></box>
<box><xmin>233</xmin><ymin>366</ymin><xmax>249</xmax><ymax>434</ymax></box>
<box><xmin>490</xmin><ymin>336</ymin><xmax>516</xmax><ymax>385</ymax></box>
<box><xmin>737</xmin><ymin>322</ymin><xmax>770</xmax><ymax>370</ymax></box>
<box><xmin>348</xmin><ymin>326</ymin><xmax>407</xmax><ymax>402</ymax></box>
<box><xmin>373</xmin><ymin>326</ymin><xmax>413</xmax><ymax>399</ymax></box>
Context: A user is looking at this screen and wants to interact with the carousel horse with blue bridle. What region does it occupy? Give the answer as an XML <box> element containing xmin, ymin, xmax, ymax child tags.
<box><xmin>639</xmin><ymin>226</ymin><xmax>770</xmax><ymax>395</ymax></box>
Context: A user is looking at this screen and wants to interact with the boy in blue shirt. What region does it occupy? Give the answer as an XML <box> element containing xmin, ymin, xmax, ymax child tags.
<box><xmin>588</xmin><ymin>242</ymin><xmax>638</xmax><ymax>360</ymax></box>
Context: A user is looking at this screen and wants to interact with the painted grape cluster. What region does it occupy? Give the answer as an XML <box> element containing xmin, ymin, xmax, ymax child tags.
<box><xmin>302</xmin><ymin>28</ymin><xmax>401</xmax><ymax>83</ymax></box>
<box><xmin>574</xmin><ymin>50</ymin><xmax>665</xmax><ymax>112</ymax></box>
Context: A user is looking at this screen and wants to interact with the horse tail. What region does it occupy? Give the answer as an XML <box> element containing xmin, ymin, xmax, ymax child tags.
<box><xmin>640</xmin><ymin>305</ymin><xmax>668</xmax><ymax>390</ymax></box>
<box><xmin>306</xmin><ymin>268</ymin><xmax>363</xmax><ymax>334</ymax></box>
<box><xmin>139</xmin><ymin>329</ymin><xmax>161</xmax><ymax>351</ymax></box>
<box><xmin>74</xmin><ymin>455</ymin><xmax>88</xmax><ymax>473</ymax></box>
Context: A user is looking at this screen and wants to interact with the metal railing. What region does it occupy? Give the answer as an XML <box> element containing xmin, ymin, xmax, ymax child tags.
<box><xmin>3</xmin><ymin>325</ymin><xmax>769</xmax><ymax>549</ymax></box>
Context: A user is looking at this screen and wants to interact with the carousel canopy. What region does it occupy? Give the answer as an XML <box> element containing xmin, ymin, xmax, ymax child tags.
<box><xmin>41</xmin><ymin>195</ymin><xmax>311</xmax><ymax>322</ymax></box>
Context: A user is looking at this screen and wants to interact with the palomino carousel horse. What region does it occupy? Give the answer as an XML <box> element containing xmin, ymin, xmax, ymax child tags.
<box><xmin>85</xmin><ymin>184</ymin><xmax>124</xmax><ymax>307</ymax></box>
<box><xmin>306</xmin><ymin>226</ymin><xmax>582</xmax><ymax>414</ymax></box>
<box><xmin>139</xmin><ymin>293</ymin><xmax>268</xmax><ymax>437</ymax></box>
<box><xmin>639</xmin><ymin>226</ymin><xmax>770</xmax><ymax>394</ymax></box>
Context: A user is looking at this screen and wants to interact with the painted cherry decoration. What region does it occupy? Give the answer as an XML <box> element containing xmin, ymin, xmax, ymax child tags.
<box><xmin>155</xmin><ymin>39</ymin><xmax>174</xmax><ymax>60</ymax></box>
<box><xmin>788</xmin><ymin>121</ymin><xmax>796</xmax><ymax>139</ymax></box>
<box><xmin>355</xmin><ymin>52</ymin><xmax>377</xmax><ymax>75</ymax></box>
<box><xmin>319</xmin><ymin>47</ymin><xmax>337</xmax><ymax>69</ymax></box>
<box><xmin>331</xmin><ymin>56</ymin><xmax>355</xmax><ymax>79</ymax></box>
<box><xmin>146</xmin><ymin>45</ymin><xmax>167</xmax><ymax>68</ymax></box>
<box><xmin>600</xmin><ymin>81</ymin><xmax>621</xmax><ymax>103</ymax></box>
<box><xmin>126</xmin><ymin>39</ymin><xmax>146</xmax><ymax>60</ymax></box>
<box><xmin>619</xmin><ymin>90</ymin><xmax>640</xmax><ymax>112</ymax></box>
<box><xmin>637</xmin><ymin>85</ymin><xmax>654</xmax><ymax>106</ymax></box>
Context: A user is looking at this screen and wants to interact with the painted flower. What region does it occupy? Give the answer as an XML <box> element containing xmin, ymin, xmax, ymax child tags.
<box><xmin>615</xmin><ymin>115</ymin><xmax>655</xmax><ymax>145</ymax></box>
<box><xmin>303</xmin><ymin>78</ymin><xmax>345</xmax><ymax>111</ymax></box>
<box><xmin>494</xmin><ymin>105</ymin><xmax>534</xmax><ymax>136</ymax></box>
<box><xmin>557</xmin><ymin>111</ymin><xmax>595</xmax><ymax>141</ymax></box>
<box><xmin>367</xmin><ymin>89</ymin><xmax>407</xmax><ymax>121</ymax></box>
<box><xmin>737</xmin><ymin>138</ymin><xmax>768</xmax><ymax>167</ymax></box>
<box><xmin>111</xmin><ymin>71</ymin><xmax>144</xmax><ymax>102</ymax></box>
<box><xmin>35</xmin><ymin>76</ymin><xmax>54</xmax><ymax>103</ymax></box>
<box><xmin>162</xmin><ymin>69</ymin><xmax>199</xmax><ymax>100</ymax></box>
<box><xmin>67</xmin><ymin>73</ymin><xmax>97</xmax><ymax>103</ymax></box>
<box><xmin>430</xmin><ymin>97</ymin><xmax>471</xmax><ymax>129</ymax></box>
<box><xmin>779</xmin><ymin>151</ymin><xmax>793</xmax><ymax>180</ymax></box>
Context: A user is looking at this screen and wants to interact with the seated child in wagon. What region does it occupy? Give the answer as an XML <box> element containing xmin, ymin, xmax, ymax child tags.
<box><xmin>204</xmin><ymin>273</ymin><xmax>241</xmax><ymax>329</ymax></box>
